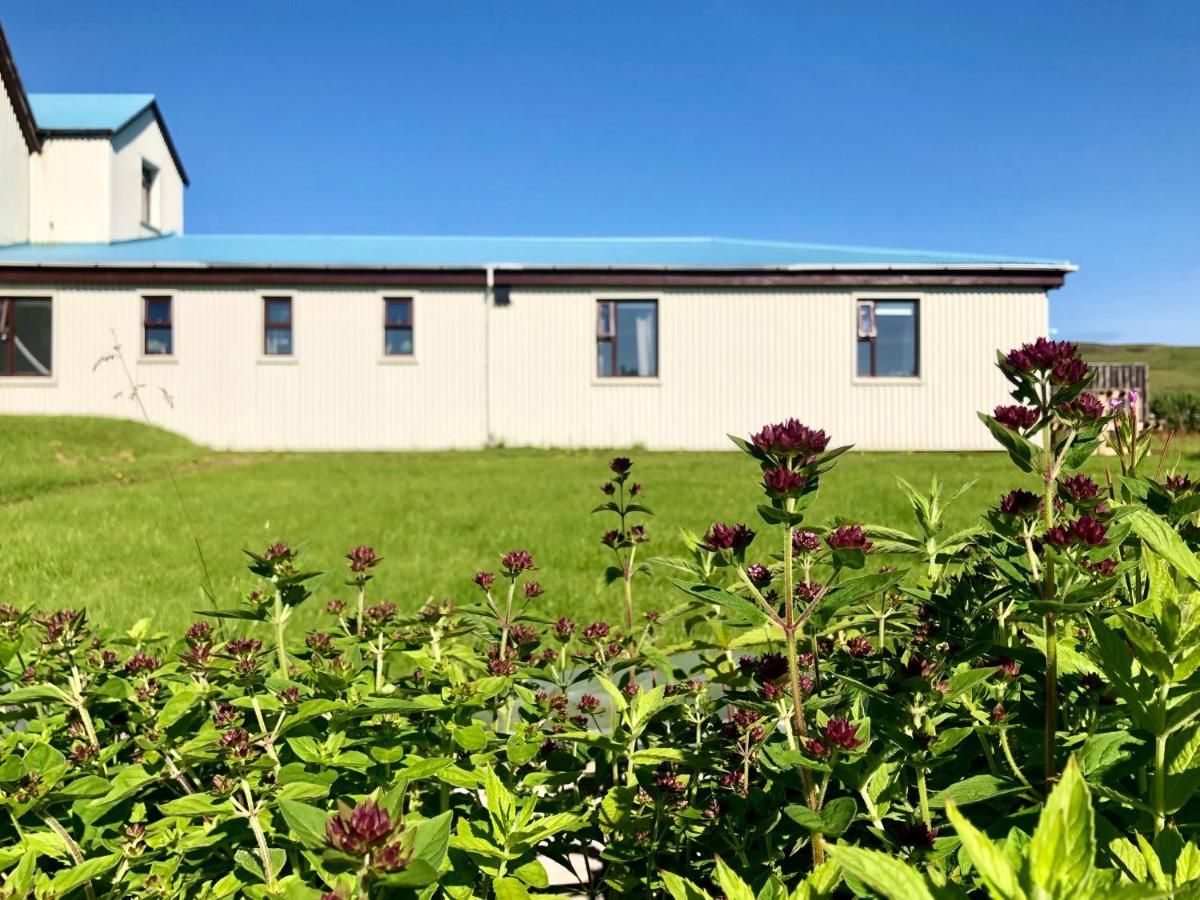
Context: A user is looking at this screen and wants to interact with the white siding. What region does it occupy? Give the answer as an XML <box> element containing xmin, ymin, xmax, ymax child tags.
<box><xmin>0</xmin><ymin>71</ymin><xmax>29</xmax><ymax>244</ymax></box>
<box><xmin>110</xmin><ymin>110</ymin><xmax>184</xmax><ymax>239</ymax></box>
<box><xmin>29</xmin><ymin>137</ymin><xmax>111</xmax><ymax>243</ymax></box>
<box><xmin>489</xmin><ymin>287</ymin><xmax>1048</xmax><ymax>451</ymax></box>
<box><xmin>0</xmin><ymin>283</ymin><xmax>1048</xmax><ymax>451</ymax></box>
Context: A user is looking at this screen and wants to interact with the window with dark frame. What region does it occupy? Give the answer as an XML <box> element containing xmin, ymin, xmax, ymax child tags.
<box><xmin>596</xmin><ymin>299</ymin><xmax>658</xmax><ymax>378</ymax></box>
<box><xmin>383</xmin><ymin>298</ymin><xmax>414</xmax><ymax>356</ymax></box>
<box><xmin>141</xmin><ymin>161</ymin><xmax>157</xmax><ymax>226</ymax></box>
<box><xmin>0</xmin><ymin>297</ymin><xmax>52</xmax><ymax>377</ymax></box>
<box><xmin>263</xmin><ymin>297</ymin><xmax>293</xmax><ymax>356</ymax></box>
<box><xmin>143</xmin><ymin>296</ymin><xmax>173</xmax><ymax>356</ymax></box>
<box><xmin>856</xmin><ymin>299</ymin><xmax>918</xmax><ymax>378</ymax></box>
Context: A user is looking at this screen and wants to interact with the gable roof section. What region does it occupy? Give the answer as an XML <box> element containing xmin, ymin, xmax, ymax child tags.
<box><xmin>0</xmin><ymin>234</ymin><xmax>1075</xmax><ymax>289</ymax></box>
<box><xmin>28</xmin><ymin>93</ymin><xmax>189</xmax><ymax>185</ymax></box>
<box><xmin>0</xmin><ymin>21</ymin><xmax>39</xmax><ymax>152</ymax></box>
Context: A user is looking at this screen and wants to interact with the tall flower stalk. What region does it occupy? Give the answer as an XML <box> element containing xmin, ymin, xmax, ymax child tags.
<box><xmin>594</xmin><ymin>457</ymin><xmax>653</xmax><ymax>632</ymax></box>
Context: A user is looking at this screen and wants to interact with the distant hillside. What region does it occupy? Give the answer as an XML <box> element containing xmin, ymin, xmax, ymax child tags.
<box><xmin>1078</xmin><ymin>343</ymin><xmax>1200</xmax><ymax>397</ymax></box>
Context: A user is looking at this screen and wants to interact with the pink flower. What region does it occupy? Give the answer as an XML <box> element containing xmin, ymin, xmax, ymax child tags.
<box><xmin>823</xmin><ymin>717</ymin><xmax>864</xmax><ymax>751</ymax></box>
<box><xmin>827</xmin><ymin>525</ymin><xmax>872</xmax><ymax>552</ymax></box>
<box><xmin>702</xmin><ymin>522</ymin><xmax>756</xmax><ymax>553</ymax></box>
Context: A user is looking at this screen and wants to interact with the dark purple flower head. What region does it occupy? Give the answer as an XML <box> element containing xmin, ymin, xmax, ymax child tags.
<box><xmin>823</xmin><ymin>717</ymin><xmax>864</xmax><ymax>751</ymax></box>
<box><xmin>326</xmin><ymin>599</ymin><xmax>346</xmax><ymax>615</ymax></box>
<box><xmin>827</xmin><ymin>525</ymin><xmax>872</xmax><ymax>552</ymax></box>
<box><xmin>738</xmin><ymin>654</ymin><xmax>757</xmax><ymax>675</ymax></box>
<box><xmin>1071</xmin><ymin>514</ymin><xmax>1108</xmax><ymax>546</ymax></box>
<box><xmin>794</xmin><ymin>580</ymin><xmax>824</xmax><ymax>604</ymax></box>
<box><xmin>346</xmin><ymin>545</ymin><xmax>379</xmax><ymax>574</ymax></box>
<box><xmin>582</xmin><ymin>621</ymin><xmax>611</xmax><ymax>641</ymax></box>
<box><xmin>225</xmin><ymin>637</ymin><xmax>262</xmax><ymax>657</ymax></box>
<box><xmin>325</xmin><ymin>800</ymin><xmax>405</xmax><ymax>861</ymax></box>
<box><xmin>993</xmin><ymin>404</ymin><xmax>1040</xmax><ymax>432</ymax></box>
<box><xmin>792</xmin><ymin>530</ymin><xmax>821</xmax><ymax>554</ymax></box>
<box><xmin>219</xmin><ymin>727</ymin><xmax>253</xmax><ymax>759</ymax></box>
<box><xmin>577</xmin><ymin>694</ymin><xmax>601</xmax><ymax>714</ymax></box>
<box><xmin>124</xmin><ymin>652</ymin><xmax>160</xmax><ymax>676</ymax></box>
<box><xmin>609</xmin><ymin>457</ymin><xmax>633</xmax><ymax>474</ymax></box>
<box><xmin>750</xmin><ymin>419</ymin><xmax>831</xmax><ymax>458</ymax></box>
<box><xmin>892</xmin><ymin>821</ymin><xmax>939</xmax><ymax>850</ymax></box>
<box><xmin>987</xmin><ymin>656</ymin><xmax>1020</xmax><ymax>679</ymax></box>
<box><xmin>629</xmin><ymin>525</ymin><xmax>648</xmax><ymax>543</ymax></box>
<box><xmin>473</xmin><ymin>571</ymin><xmax>495</xmax><ymax>591</ymax></box>
<box><xmin>702</xmin><ymin>522</ymin><xmax>756</xmax><ymax>553</ymax></box>
<box><xmin>488</xmin><ymin>657</ymin><xmax>518</xmax><ymax>676</ymax></box>
<box><xmin>846</xmin><ymin>636</ymin><xmax>874</xmax><ymax>658</ymax></box>
<box><xmin>1059</xmin><ymin>474</ymin><xmax>1101</xmax><ymax>504</ymax></box>
<box><xmin>1059</xmin><ymin>393</ymin><xmax>1106</xmax><ymax>421</ymax></box>
<box><xmin>554</xmin><ymin>616</ymin><xmax>575</xmax><ymax>638</ymax></box>
<box><xmin>805</xmin><ymin>738</ymin><xmax>829</xmax><ymax>759</ymax></box>
<box><xmin>990</xmin><ymin>703</ymin><xmax>1008</xmax><ymax>724</ymax></box>
<box><xmin>263</xmin><ymin>542</ymin><xmax>293</xmax><ymax>563</ymax></box>
<box><xmin>746</xmin><ymin>564</ymin><xmax>772</xmax><ymax>589</ymax></box>
<box><xmin>1005</xmin><ymin>337</ymin><xmax>1080</xmax><ymax>373</ymax></box>
<box><xmin>630</xmin><ymin>483</ymin><xmax>642</xmax><ymax>496</ymax></box>
<box><xmin>1045</xmin><ymin>525</ymin><xmax>1073</xmax><ymax>548</ymax></box>
<box><xmin>306</xmin><ymin>631</ymin><xmax>332</xmax><ymax>652</ymax></box>
<box><xmin>510</xmin><ymin>624</ymin><xmax>539</xmax><ymax>645</ymax></box>
<box><xmin>523</xmin><ymin>581</ymin><xmax>544</xmax><ymax>599</ymax></box>
<box><xmin>601</xmin><ymin>481</ymin><xmax>616</xmax><ymax>496</ymax></box>
<box><xmin>755</xmin><ymin>653</ymin><xmax>788</xmax><ymax>684</ymax></box>
<box><xmin>763</xmin><ymin>467</ymin><xmax>808</xmax><ymax>496</ymax></box>
<box><xmin>999</xmin><ymin>489</ymin><xmax>1041</xmax><ymax>518</ymax></box>
<box><xmin>1166</xmin><ymin>474</ymin><xmax>1196</xmax><ymax>494</ymax></box>
<box><xmin>500</xmin><ymin>550</ymin><xmax>536</xmax><ymax>578</ymax></box>
<box><xmin>364</xmin><ymin>602</ymin><xmax>397</xmax><ymax>627</ymax></box>
<box><xmin>1051</xmin><ymin>356</ymin><xmax>1090</xmax><ymax>386</ymax></box>
<box><xmin>601</xmin><ymin>530</ymin><xmax>620</xmax><ymax>547</ymax></box>
<box><xmin>185</xmin><ymin>621</ymin><xmax>212</xmax><ymax>645</ymax></box>
<box><xmin>180</xmin><ymin>643</ymin><xmax>211</xmax><ymax>669</ymax></box>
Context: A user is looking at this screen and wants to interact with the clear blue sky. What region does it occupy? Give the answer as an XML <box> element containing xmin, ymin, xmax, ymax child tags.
<box><xmin>6</xmin><ymin>2</ymin><xmax>1199</xmax><ymax>344</ymax></box>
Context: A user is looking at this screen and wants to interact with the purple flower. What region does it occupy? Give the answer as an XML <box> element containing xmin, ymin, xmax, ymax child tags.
<box><xmin>1059</xmin><ymin>393</ymin><xmax>1106</xmax><ymax>421</ymax></box>
<box><xmin>263</xmin><ymin>542</ymin><xmax>293</xmax><ymax>563</ymax></box>
<box><xmin>1045</xmin><ymin>525</ymin><xmax>1074</xmax><ymax>548</ymax></box>
<box><xmin>1166</xmin><ymin>474</ymin><xmax>1195</xmax><ymax>494</ymax></box>
<box><xmin>763</xmin><ymin>467</ymin><xmax>808</xmax><ymax>496</ymax></box>
<box><xmin>601</xmin><ymin>481</ymin><xmax>615</xmax><ymax>495</ymax></box>
<box><xmin>755</xmin><ymin>653</ymin><xmax>788</xmax><ymax>684</ymax></box>
<box><xmin>629</xmin><ymin>525</ymin><xmax>648</xmax><ymax>543</ymax></box>
<box><xmin>510</xmin><ymin>624</ymin><xmax>539</xmax><ymax>645</ymax></box>
<box><xmin>792</xmin><ymin>530</ymin><xmax>821</xmax><ymax>554</ymax></box>
<box><xmin>746</xmin><ymin>564</ymin><xmax>772</xmax><ymax>589</ymax></box>
<box><xmin>500</xmin><ymin>550</ymin><xmax>535</xmax><ymax>577</ymax></box>
<box><xmin>473</xmin><ymin>571</ymin><xmax>495</xmax><ymax>591</ymax></box>
<box><xmin>702</xmin><ymin>522</ymin><xmax>756</xmax><ymax>553</ymax></box>
<box><xmin>346</xmin><ymin>545</ymin><xmax>379</xmax><ymax>574</ymax></box>
<box><xmin>846</xmin><ymin>636</ymin><xmax>874</xmax><ymax>658</ymax></box>
<box><xmin>993</xmin><ymin>404</ymin><xmax>1040</xmax><ymax>431</ymax></box>
<box><xmin>577</xmin><ymin>694</ymin><xmax>601</xmax><ymax>713</ymax></box>
<box><xmin>123</xmin><ymin>652</ymin><xmax>160</xmax><ymax>676</ymax></box>
<box><xmin>554</xmin><ymin>617</ymin><xmax>575</xmax><ymax>638</ymax></box>
<box><xmin>582</xmin><ymin>621</ymin><xmax>610</xmax><ymax>641</ymax></box>
<box><xmin>185</xmin><ymin>621</ymin><xmax>212</xmax><ymax>644</ymax></box>
<box><xmin>1059</xmin><ymin>474</ymin><xmax>1101</xmax><ymax>503</ymax></box>
<box><xmin>823</xmin><ymin>717</ymin><xmax>864</xmax><ymax>751</ymax></box>
<box><xmin>827</xmin><ymin>525</ymin><xmax>872</xmax><ymax>552</ymax></box>
<box><xmin>523</xmin><ymin>581</ymin><xmax>544</xmax><ymax>599</ymax></box>
<box><xmin>999</xmin><ymin>489</ymin><xmax>1041</xmax><ymax>517</ymax></box>
<box><xmin>1071</xmin><ymin>515</ymin><xmax>1108</xmax><ymax>546</ymax></box>
<box><xmin>609</xmin><ymin>457</ymin><xmax>633</xmax><ymax>474</ymax></box>
<box><xmin>325</xmin><ymin>801</ymin><xmax>406</xmax><ymax>863</ymax></box>
<box><xmin>601</xmin><ymin>530</ymin><xmax>620</xmax><ymax>547</ymax></box>
<box><xmin>750</xmin><ymin>419</ymin><xmax>831</xmax><ymax>458</ymax></box>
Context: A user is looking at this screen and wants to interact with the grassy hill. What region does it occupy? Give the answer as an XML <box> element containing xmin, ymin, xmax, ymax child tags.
<box><xmin>1078</xmin><ymin>343</ymin><xmax>1200</xmax><ymax>397</ymax></box>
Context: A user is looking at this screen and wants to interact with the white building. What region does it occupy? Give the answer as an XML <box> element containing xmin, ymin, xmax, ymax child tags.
<box><xmin>0</xmin><ymin>23</ymin><xmax>1074</xmax><ymax>451</ymax></box>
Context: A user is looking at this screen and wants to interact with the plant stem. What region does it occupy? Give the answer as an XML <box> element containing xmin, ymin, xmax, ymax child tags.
<box><xmin>999</xmin><ymin>728</ymin><xmax>1033</xmax><ymax>791</ymax></box>
<box><xmin>1155</xmin><ymin>681</ymin><xmax>1169</xmax><ymax>835</ymax></box>
<box><xmin>915</xmin><ymin>766</ymin><xmax>931</xmax><ymax>826</ymax></box>
<box><xmin>273</xmin><ymin>590</ymin><xmax>289</xmax><ymax>678</ymax></box>
<box><xmin>1044</xmin><ymin>611</ymin><xmax>1058</xmax><ymax>788</ymax></box>
<box><xmin>623</xmin><ymin>545</ymin><xmax>637</xmax><ymax>633</ymax></box>
<box><xmin>356</xmin><ymin>583</ymin><xmax>365</xmax><ymax>637</ymax></box>
<box><xmin>41</xmin><ymin>812</ymin><xmax>98</xmax><ymax>900</ymax></box>
<box><xmin>241</xmin><ymin>779</ymin><xmax>276</xmax><ymax>888</ymax></box>
<box><xmin>499</xmin><ymin>579</ymin><xmax>516</xmax><ymax>658</ymax></box>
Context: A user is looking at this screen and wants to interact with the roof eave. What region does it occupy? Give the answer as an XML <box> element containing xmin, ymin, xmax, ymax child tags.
<box><xmin>0</xmin><ymin>22</ymin><xmax>41</xmax><ymax>153</ymax></box>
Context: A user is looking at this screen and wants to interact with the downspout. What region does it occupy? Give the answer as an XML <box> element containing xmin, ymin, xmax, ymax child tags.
<box><xmin>483</xmin><ymin>265</ymin><xmax>495</xmax><ymax>446</ymax></box>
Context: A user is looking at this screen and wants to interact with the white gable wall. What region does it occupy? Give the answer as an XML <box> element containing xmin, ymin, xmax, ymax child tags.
<box><xmin>111</xmin><ymin>110</ymin><xmax>184</xmax><ymax>239</ymax></box>
<box><xmin>29</xmin><ymin>137</ymin><xmax>112</xmax><ymax>242</ymax></box>
<box><xmin>0</xmin><ymin>282</ymin><xmax>1047</xmax><ymax>451</ymax></box>
<box><xmin>0</xmin><ymin>71</ymin><xmax>29</xmax><ymax>244</ymax></box>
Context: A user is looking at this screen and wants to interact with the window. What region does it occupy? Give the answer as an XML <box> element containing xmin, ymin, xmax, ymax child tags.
<box><xmin>856</xmin><ymin>299</ymin><xmax>918</xmax><ymax>377</ymax></box>
<box><xmin>383</xmin><ymin>298</ymin><xmax>413</xmax><ymax>356</ymax></box>
<box><xmin>141</xmin><ymin>161</ymin><xmax>158</xmax><ymax>226</ymax></box>
<box><xmin>596</xmin><ymin>300</ymin><xmax>658</xmax><ymax>378</ymax></box>
<box><xmin>143</xmin><ymin>296</ymin><xmax>173</xmax><ymax>355</ymax></box>
<box><xmin>0</xmin><ymin>298</ymin><xmax>52</xmax><ymax>376</ymax></box>
<box><xmin>263</xmin><ymin>297</ymin><xmax>293</xmax><ymax>356</ymax></box>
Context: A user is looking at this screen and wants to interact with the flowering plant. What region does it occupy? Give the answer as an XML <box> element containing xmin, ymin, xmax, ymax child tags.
<box><xmin>4</xmin><ymin>344</ymin><xmax>1200</xmax><ymax>898</ymax></box>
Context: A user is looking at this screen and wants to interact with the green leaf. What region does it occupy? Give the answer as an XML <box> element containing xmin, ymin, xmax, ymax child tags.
<box><xmin>820</xmin><ymin>797</ymin><xmax>858</xmax><ymax>837</ymax></box>
<box><xmin>1128</xmin><ymin>509</ymin><xmax>1200</xmax><ymax>585</ymax></box>
<box><xmin>409</xmin><ymin>810</ymin><xmax>452</xmax><ymax>869</ymax></box>
<box><xmin>713</xmin><ymin>857</ymin><xmax>756</xmax><ymax>900</ymax></box>
<box><xmin>668</xmin><ymin>579</ymin><xmax>770</xmax><ymax>627</ymax></box>
<box><xmin>930</xmin><ymin>775</ymin><xmax>1020</xmax><ymax>808</ymax></box>
<box><xmin>944</xmin><ymin>800</ymin><xmax>1024</xmax><ymax>899</ymax></box>
<box><xmin>159</xmin><ymin>793</ymin><xmax>233</xmax><ymax>818</ymax></box>
<box><xmin>1027</xmin><ymin>757</ymin><xmax>1094</xmax><ymax>899</ymax></box>
<box><xmin>660</xmin><ymin>871</ymin><xmax>712</xmax><ymax>900</ymax></box>
<box><xmin>1079</xmin><ymin>731</ymin><xmax>1140</xmax><ymax>777</ymax></box>
<box><xmin>277</xmin><ymin>799</ymin><xmax>328</xmax><ymax>849</ymax></box>
<box><xmin>979</xmin><ymin>413</ymin><xmax>1037</xmax><ymax>473</ymax></box>
<box><xmin>493</xmin><ymin>877</ymin><xmax>532</xmax><ymax>900</ymax></box>
<box><xmin>825</xmin><ymin>844</ymin><xmax>938</xmax><ymax>900</ymax></box>
<box><xmin>49</xmin><ymin>852</ymin><xmax>121</xmax><ymax>894</ymax></box>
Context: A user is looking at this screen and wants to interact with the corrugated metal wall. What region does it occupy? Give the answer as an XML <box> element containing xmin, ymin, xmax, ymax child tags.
<box><xmin>0</xmin><ymin>283</ymin><xmax>1048</xmax><ymax>451</ymax></box>
<box><xmin>0</xmin><ymin>73</ymin><xmax>29</xmax><ymax>244</ymax></box>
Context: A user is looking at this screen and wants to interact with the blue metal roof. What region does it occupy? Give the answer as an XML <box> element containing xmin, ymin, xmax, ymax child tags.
<box><xmin>0</xmin><ymin>234</ymin><xmax>1073</xmax><ymax>269</ymax></box>
<box><xmin>28</xmin><ymin>93</ymin><xmax>156</xmax><ymax>133</ymax></box>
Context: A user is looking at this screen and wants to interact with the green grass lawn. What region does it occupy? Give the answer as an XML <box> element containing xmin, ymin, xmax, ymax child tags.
<box><xmin>1079</xmin><ymin>342</ymin><xmax>1200</xmax><ymax>396</ymax></box>
<box><xmin>3</xmin><ymin>415</ymin><xmax>1199</xmax><ymax>634</ymax></box>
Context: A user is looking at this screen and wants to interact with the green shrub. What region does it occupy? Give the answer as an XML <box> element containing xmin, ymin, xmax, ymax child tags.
<box><xmin>3</xmin><ymin>339</ymin><xmax>1200</xmax><ymax>898</ymax></box>
<box><xmin>1152</xmin><ymin>390</ymin><xmax>1200</xmax><ymax>431</ymax></box>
